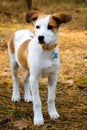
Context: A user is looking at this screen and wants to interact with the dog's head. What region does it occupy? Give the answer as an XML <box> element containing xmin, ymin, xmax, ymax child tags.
<box><xmin>26</xmin><ymin>10</ymin><xmax>72</xmax><ymax>45</ymax></box>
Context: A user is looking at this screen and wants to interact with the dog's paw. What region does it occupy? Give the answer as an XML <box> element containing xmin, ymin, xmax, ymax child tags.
<box><xmin>24</xmin><ymin>95</ymin><xmax>32</xmax><ymax>103</ymax></box>
<box><xmin>11</xmin><ymin>93</ymin><xmax>20</xmax><ymax>102</ymax></box>
<box><xmin>49</xmin><ymin>111</ymin><xmax>60</xmax><ymax>119</ymax></box>
<box><xmin>34</xmin><ymin>116</ymin><xmax>44</xmax><ymax>126</ymax></box>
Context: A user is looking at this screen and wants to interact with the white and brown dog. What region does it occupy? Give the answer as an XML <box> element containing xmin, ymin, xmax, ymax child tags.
<box><xmin>8</xmin><ymin>10</ymin><xmax>72</xmax><ymax>125</ymax></box>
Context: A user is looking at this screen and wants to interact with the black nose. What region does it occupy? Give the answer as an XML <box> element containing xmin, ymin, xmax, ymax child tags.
<box><xmin>38</xmin><ymin>35</ymin><xmax>44</xmax><ymax>43</ymax></box>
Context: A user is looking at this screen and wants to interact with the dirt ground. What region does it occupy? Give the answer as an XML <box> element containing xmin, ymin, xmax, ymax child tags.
<box><xmin>0</xmin><ymin>0</ymin><xmax>87</xmax><ymax>130</ymax></box>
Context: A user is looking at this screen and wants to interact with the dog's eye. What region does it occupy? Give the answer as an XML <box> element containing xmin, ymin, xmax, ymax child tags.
<box><xmin>36</xmin><ymin>25</ymin><xmax>40</xmax><ymax>29</ymax></box>
<box><xmin>48</xmin><ymin>25</ymin><xmax>54</xmax><ymax>30</ymax></box>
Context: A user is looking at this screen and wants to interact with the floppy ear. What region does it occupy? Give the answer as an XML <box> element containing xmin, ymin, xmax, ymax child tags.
<box><xmin>53</xmin><ymin>13</ymin><xmax>72</xmax><ymax>24</ymax></box>
<box><xmin>26</xmin><ymin>10</ymin><xmax>40</xmax><ymax>23</ymax></box>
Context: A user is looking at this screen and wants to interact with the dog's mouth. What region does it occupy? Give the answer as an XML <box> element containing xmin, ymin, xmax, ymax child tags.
<box><xmin>39</xmin><ymin>42</ymin><xmax>51</xmax><ymax>46</ymax></box>
<box><xmin>39</xmin><ymin>41</ymin><xmax>45</xmax><ymax>44</ymax></box>
<box><xmin>38</xmin><ymin>40</ymin><xmax>49</xmax><ymax>45</ymax></box>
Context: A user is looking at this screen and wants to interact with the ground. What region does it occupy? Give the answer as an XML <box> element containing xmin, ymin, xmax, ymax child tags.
<box><xmin>0</xmin><ymin>0</ymin><xmax>87</xmax><ymax>130</ymax></box>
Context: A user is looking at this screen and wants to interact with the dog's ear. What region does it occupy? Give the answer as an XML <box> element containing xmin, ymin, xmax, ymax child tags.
<box><xmin>53</xmin><ymin>13</ymin><xmax>72</xmax><ymax>25</ymax></box>
<box><xmin>26</xmin><ymin>10</ymin><xmax>40</xmax><ymax>23</ymax></box>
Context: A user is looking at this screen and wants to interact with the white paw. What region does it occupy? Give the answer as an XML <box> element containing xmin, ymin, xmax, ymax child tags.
<box><xmin>49</xmin><ymin>111</ymin><xmax>60</xmax><ymax>119</ymax></box>
<box><xmin>12</xmin><ymin>93</ymin><xmax>20</xmax><ymax>102</ymax></box>
<box><xmin>34</xmin><ymin>116</ymin><xmax>44</xmax><ymax>126</ymax></box>
<box><xmin>24</xmin><ymin>95</ymin><xmax>32</xmax><ymax>102</ymax></box>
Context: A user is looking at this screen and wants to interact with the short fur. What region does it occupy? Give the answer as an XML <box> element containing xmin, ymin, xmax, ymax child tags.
<box><xmin>8</xmin><ymin>11</ymin><xmax>72</xmax><ymax>125</ymax></box>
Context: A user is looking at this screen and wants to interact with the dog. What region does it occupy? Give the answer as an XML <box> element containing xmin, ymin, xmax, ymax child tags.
<box><xmin>8</xmin><ymin>10</ymin><xmax>72</xmax><ymax>125</ymax></box>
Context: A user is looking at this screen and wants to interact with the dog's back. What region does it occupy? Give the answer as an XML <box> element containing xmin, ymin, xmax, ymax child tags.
<box><xmin>8</xmin><ymin>29</ymin><xmax>34</xmax><ymax>70</ymax></box>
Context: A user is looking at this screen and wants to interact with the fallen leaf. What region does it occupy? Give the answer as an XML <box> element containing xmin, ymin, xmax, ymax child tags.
<box><xmin>65</xmin><ymin>79</ymin><xmax>74</xmax><ymax>85</ymax></box>
<box><xmin>13</xmin><ymin>118</ymin><xmax>29</xmax><ymax>130</ymax></box>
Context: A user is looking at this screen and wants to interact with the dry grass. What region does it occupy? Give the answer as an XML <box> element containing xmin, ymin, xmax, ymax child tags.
<box><xmin>0</xmin><ymin>0</ymin><xmax>87</xmax><ymax>130</ymax></box>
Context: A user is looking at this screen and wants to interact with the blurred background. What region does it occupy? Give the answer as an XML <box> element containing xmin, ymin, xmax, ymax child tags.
<box><xmin>0</xmin><ymin>0</ymin><xmax>87</xmax><ymax>30</ymax></box>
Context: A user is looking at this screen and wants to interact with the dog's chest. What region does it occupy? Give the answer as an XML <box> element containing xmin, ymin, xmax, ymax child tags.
<box><xmin>40</xmin><ymin>51</ymin><xmax>58</xmax><ymax>65</ymax></box>
<box><xmin>38</xmin><ymin>51</ymin><xmax>60</xmax><ymax>76</ymax></box>
<box><xmin>29</xmin><ymin>42</ymin><xmax>60</xmax><ymax>76</ymax></box>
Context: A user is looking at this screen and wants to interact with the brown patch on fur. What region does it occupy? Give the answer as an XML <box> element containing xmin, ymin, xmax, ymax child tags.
<box><xmin>17</xmin><ymin>40</ymin><xmax>31</xmax><ymax>70</ymax></box>
<box><xmin>8</xmin><ymin>33</ymin><xmax>15</xmax><ymax>54</ymax></box>
<box><xmin>48</xmin><ymin>13</ymin><xmax>72</xmax><ymax>33</ymax></box>
<box><xmin>26</xmin><ymin>10</ymin><xmax>40</xmax><ymax>23</ymax></box>
<box><xmin>48</xmin><ymin>16</ymin><xmax>59</xmax><ymax>33</ymax></box>
<box><xmin>26</xmin><ymin>10</ymin><xmax>45</xmax><ymax>23</ymax></box>
<box><xmin>53</xmin><ymin>13</ymin><xmax>72</xmax><ymax>24</ymax></box>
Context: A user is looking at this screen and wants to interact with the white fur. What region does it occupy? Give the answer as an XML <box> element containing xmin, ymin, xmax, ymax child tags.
<box><xmin>8</xmin><ymin>16</ymin><xmax>60</xmax><ymax>125</ymax></box>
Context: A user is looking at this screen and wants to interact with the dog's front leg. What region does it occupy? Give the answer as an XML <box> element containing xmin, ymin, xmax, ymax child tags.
<box><xmin>29</xmin><ymin>75</ymin><xmax>44</xmax><ymax>125</ymax></box>
<box><xmin>48</xmin><ymin>73</ymin><xmax>60</xmax><ymax>119</ymax></box>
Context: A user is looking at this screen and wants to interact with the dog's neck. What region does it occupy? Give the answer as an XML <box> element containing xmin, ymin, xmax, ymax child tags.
<box><xmin>39</xmin><ymin>43</ymin><xmax>58</xmax><ymax>51</ymax></box>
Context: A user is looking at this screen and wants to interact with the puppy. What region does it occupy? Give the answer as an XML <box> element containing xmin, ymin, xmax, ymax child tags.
<box><xmin>8</xmin><ymin>10</ymin><xmax>72</xmax><ymax>125</ymax></box>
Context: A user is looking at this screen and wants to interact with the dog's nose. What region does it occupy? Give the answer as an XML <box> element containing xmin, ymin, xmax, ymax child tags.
<box><xmin>38</xmin><ymin>35</ymin><xmax>44</xmax><ymax>43</ymax></box>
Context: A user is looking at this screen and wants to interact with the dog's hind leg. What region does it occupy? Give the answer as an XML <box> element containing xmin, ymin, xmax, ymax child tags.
<box><xmin>9</xmin><ymin>54</ymin><xmax>20</xmax><ymax>102</ymax></box>
<box><xmin>24</xmin><ymin>72</ymin><xmax>32</xmax><ymax>102</ymax></box>
<box><xmin>48</xmin><ymin>73</ymin><xmax>60</xmax><ymax>119</ymax></box>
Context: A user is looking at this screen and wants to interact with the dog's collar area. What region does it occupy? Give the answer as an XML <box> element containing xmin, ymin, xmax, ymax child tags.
<box><xmin>40</xmin><ymin>43</ymin><xmax>58</xmax><ymax>51</ymax></box>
